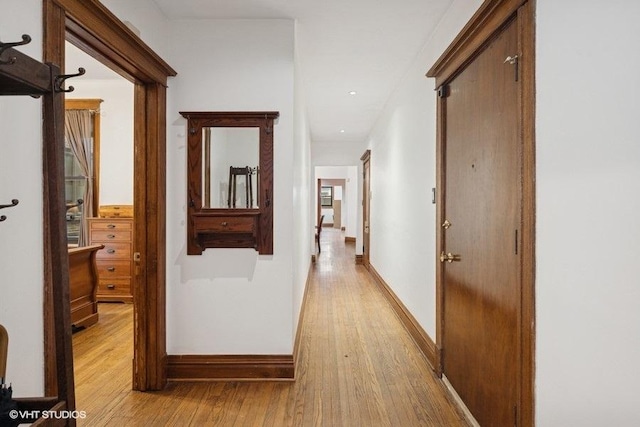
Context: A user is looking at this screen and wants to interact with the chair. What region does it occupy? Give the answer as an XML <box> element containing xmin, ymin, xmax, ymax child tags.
<box><xmin>228</xmin><ymin>166</ymin><xmax>253</xmax><ymax>208</ymax></box>
<box><xmin>315</xmin><ymin>215</ymin><xmax>325</xmax><ymax>253</ymax></box>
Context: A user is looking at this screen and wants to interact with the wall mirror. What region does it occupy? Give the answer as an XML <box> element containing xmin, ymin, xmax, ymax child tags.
<box><xmin>202</xmin><ymin>127</ymin><xmax>259</xmax><ymax>209</ymax></box>
<box><xmin>180</xmin><ymin>111</ymin><xmax>279</xmax><ymax>255</ymax></box>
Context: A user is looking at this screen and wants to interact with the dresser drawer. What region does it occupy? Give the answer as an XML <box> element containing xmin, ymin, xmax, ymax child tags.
<box><xmin>98</xmin><ymin>278</ymin><xmax>131</xmax><ymax>295</ymax></box>
<box><xmin>96</xmin><ymin>242</ymin><xmax>131</xmax><ymax>260</ymax></box>
<box><xmin>96</xmin><ymin>260</ymin><xmax>132</xmax><ymax>278</ymax></box>
<box><xmin>89</xmin><ymin>217</ymin><xmax>133</xmax><ymax>302</ymax></box>
<box><xmin>99</xmin><ymin>205</ymin><xmax>133</xmax><ymax>218</ymax></box>
<box><xmin>89</xmin><ymin>219</ymin><xmax>132</xmax><ymax>231</ymax></box>
<box><xmin>193</xmin><ymin>216</ymin><xmax>255</xmax><ymax>233</ymax></box>
<box><xmin>90</xmin><ymin>229</ymin><xmax>132</xmax><ymax>242</ymax></box>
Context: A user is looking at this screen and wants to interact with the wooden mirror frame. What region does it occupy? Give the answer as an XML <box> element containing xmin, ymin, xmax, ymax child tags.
<box><xmin>180</xmin><ymin>111</ymin><xmax>279</xmax><ymax>255</ymax></box>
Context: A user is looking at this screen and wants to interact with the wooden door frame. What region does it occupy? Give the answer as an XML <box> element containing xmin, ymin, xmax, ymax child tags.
<box><xmin>316</xmin><ymin>178</ymin><xmax>322</xmax><ymax>227</ymax></box>
<box><xmin>427</xmin><ymin>0</ymin><xmax>535</xmax><ymax>425</ymax></box>
<box><xmin>43</xmin><ymin>0</ymin><xmax>176</xmax><ymax>392</ymax></box>
<box><xmin>360</xmin><ymin>149</ymin><xmax>371</xmax><ymax>269</ymax></box>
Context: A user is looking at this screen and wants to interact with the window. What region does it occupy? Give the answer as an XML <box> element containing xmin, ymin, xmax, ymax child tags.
<box><xmin>320</xmin><ymin>186</ymin><xmax>333</xmax><ymax>207</ymax></box>
<box><xmin>64</xmin><ymin>99</ymin><xmax>102</xmax><ymax>245</ymax></box>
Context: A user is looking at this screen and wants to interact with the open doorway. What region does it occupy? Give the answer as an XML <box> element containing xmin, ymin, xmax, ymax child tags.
<box><xmin>314</xmin><ymin>166</ymin><xmax>358</xmax><ymax>258</ymax></box>
<box><xmin>64</xmin><ymin>41</ymin><xmax>136</xmax><ymax>394</ymax></box>
<box><xmin>43</xmin><ymin>0</ymin><xmax>176</xmax><ymax>394</ymax></box>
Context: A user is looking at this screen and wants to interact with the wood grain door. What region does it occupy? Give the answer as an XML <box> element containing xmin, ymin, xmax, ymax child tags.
<box><xmin>441</xmin><ymin>18</ymin><xmax>521</xmax><ymax>427</ymax></box>
<box><xmin>361</xmin><ymin>150</ymin><xmax>371</xmax><ymax>268</ymax></box>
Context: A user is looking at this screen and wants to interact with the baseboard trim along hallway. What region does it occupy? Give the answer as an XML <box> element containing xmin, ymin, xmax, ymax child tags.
<box><xmin>166</xmin><ymin>355</ymin><xmax>295</xmax><ymax>380</ymax></box>
<box><xmin>368</xmin><ymin>264</ymin><xmax>438</xmax><ymax>370</ymax></box>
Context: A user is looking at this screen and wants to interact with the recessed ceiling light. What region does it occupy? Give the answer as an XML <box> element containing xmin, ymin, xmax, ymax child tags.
<box><xmin>348</xmin><ymin>91</ymin><xmax>357</xmax><ymax>95</ymax></box>
<box><xmin>340</xmin><ymin>129</ymin><xmax>345</xmax><ymax>133</ymax></box>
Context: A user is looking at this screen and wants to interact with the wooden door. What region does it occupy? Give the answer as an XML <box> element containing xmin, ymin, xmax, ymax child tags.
<box><xmin>361</xmin><ymin>150</ymin><xmax>371</xmax><ymax>268</ymax></box>
<box><xmin>441</xmin><ymin>18</ymin><xmax>521</xmax><ymax>426</ymax></box>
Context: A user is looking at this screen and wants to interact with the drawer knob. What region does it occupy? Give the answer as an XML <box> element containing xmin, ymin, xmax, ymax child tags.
<box><xmin>107</xmin><ymin>224</ymin><xmax>116</xmax><ymax>229</ymax></box>
<box><xmin>221</xmin><ymin>221</ymin><xmax>228</xmax><ymax>227</ymax></box>
<box><xmin>107</xmin><ymin>234</ymin><xmax>116</xmax><ymax>239</ymax></box>
<box><xmin>107</xmin><ymin>284</ymin><xmax>116</xmax><ymax>289</ymax></box>
<box><xmin>107</xmin><ymin>248</ymin><xmax>116</xmax><ymax>254</ymax></box>
<box><xmin>107</xmin><ymin>267</ymin><xmax>116</xmax><ymax>272</ymax></box>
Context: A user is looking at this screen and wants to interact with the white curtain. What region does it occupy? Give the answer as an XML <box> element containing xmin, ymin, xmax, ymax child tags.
<box><xmin>65</xmin><ymin>109</ymin><xmax>93</xmax><ymax>247</ymax></box>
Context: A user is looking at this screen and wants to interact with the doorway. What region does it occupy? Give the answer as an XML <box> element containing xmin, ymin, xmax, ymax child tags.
<box><xmin>44</xmin><ymin>0</ymin><xmax>176</xmax><ymax>393</ymax></box>
<box><xmin>64</xmin><ymin>42</ymin><xmax>136</xmax><ymax>394</ymax></box>
<box><xmin>428</xmin><ymin>1</ymin><xmax>535</xmax><ymax>426</ymax></box>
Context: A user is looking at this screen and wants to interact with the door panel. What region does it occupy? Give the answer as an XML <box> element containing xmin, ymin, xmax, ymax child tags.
<box><xmin>442</xmin><ymin>18</ymin><xmax>521</xmax><ymax>427</ymax></box>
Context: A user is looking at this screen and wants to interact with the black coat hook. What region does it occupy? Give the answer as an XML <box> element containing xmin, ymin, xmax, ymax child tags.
<box><xmin>0</xmin><ymin>199</ymin><xmax>19</xmax><ymax>223</ymax></box>
<box><xmin>54</xmin><ymin>67</ymin><xmax>86</xmax><ymax>93</ymax></box>
<box><xmin>0</xmin><ymin>199</ymin><xmax>19</xmax><ymax>210</ymax></box>
<box><xmin>0</xmin><ymin>34</ymin><xmax>31</xmax><ymax>65</ymax></box>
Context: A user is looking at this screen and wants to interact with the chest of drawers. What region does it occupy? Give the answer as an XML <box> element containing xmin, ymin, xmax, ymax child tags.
<box><xmin>87</xmin><ymin>217</ymin><xmax>134</xmax><ymax>303</ymax></box>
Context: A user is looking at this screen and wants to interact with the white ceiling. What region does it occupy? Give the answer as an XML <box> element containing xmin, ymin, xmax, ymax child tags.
<box><xmin>68</xmin><ymin>0</ymin><xmax>455</xmax><ymax>143</ymax></box>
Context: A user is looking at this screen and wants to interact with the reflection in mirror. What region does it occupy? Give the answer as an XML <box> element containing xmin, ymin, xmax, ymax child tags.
<box><xmin>202</xmin><ymin>127</ymin><xmax>259</xmax><ymax>209</ymax></box>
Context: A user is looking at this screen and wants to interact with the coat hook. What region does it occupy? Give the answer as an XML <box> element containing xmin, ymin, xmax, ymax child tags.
<box><xmin>54</xmin><ymin>67</ymin><xmax>86</xmax><ymax>93</ymax></box>
<box><xmin>0</xmin><ymin>199</ymin><xmax>19</xmax><ymax>223</ymax></box>
<box><xmin>0</xmin><ymin>199</ymin><xmax>19</xmax><ymax>210</ymax></box>
<box><xmin>0</xmin><ymin>34</ymin><xmax>31</xmax><ymax>65</ymax></box>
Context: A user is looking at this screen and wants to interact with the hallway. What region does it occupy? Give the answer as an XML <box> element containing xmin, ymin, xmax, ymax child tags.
<box><xmin>73</xmin><ymin>228</ymin><xmax>467</xmax><ymax>426</ymax></box>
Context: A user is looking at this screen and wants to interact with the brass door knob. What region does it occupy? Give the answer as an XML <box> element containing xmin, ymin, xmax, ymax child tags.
<box><xmin>440</xmin><ymin>251</ymin><xmax>461</xmax><ymax>263</ymax></box>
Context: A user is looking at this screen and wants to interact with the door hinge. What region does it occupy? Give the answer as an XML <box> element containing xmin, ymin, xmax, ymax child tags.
<box><xmin>504</xmin><ymin>54</ymin><xmax>520</xmax><ymax>82</ymax></box>
<box><xmin>437</xmin><ymin>85</ymin><xmax>449</xmax><ymax>98</ymax></box>
<box><xmin>515</xmin><ymin>229</ymin><xmax>518</xmax><ymax>255</ymax></box>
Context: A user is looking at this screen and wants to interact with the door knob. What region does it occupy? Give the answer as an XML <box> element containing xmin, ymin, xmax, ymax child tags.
<box><xmin>440</xmin><ymin>251</ymin><xmax>461</xmax><ymax>263</ymax></box>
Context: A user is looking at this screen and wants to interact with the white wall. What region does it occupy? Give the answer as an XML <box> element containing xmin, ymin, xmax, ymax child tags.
<box><xmin>536</xmin><ymin>1</ymin><xmax>640</xmax><ymax>424</ymax></box>
<box><xmin>165</xmin><ymin>19</ymin><xmax>296</xmax><ymax>354</ymax></box>
<box><xmin>292</xmin><ymin>23</ymin><xmax>312</xmax><ymax>336</ymax></box>
<box><xmin>68</xmin><ymin>79</ymin><xmax>134</xmax><ymax>205</ymax></box>
<box><xmin>365</xmin><ymin>0</ymin><xmax>482</xmax><ymax>338</ymax></box>
<box><xmin>0</xmin><ymin>0</ymin><xmax>45</xmax><ymax>396</ymax></box>
<box><xmin>100</xmin><ymin>0</ymin><xmax>169</xmax><ymax>59</ymax></box>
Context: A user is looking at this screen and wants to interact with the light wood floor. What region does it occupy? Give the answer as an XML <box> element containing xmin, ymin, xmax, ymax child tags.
<box><xmin>73</xmin><ymin>228</ymin><xmax>468</xmax><ymax>426</ymax></box>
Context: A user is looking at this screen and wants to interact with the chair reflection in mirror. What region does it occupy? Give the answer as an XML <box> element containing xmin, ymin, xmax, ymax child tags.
<box><xmin>228</xmin><ymin>166</ymin><xmax>258</xmax><ymax>208</ymax></box>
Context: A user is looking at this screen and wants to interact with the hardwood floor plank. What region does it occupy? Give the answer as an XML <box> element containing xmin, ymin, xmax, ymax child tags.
<box><xmin>73</xmin><ymin>228</ymin><xmax>468</xmax><ymax>426</ymax></box>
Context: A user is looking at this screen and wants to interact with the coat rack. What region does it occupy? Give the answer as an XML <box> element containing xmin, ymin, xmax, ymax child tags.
<box><xmin>0</xmin><ymin>199</ymin><xmax>18</xmax><ymax>222</ymax></box>
<box><xmin>1</xmin><ymin>32</ymin><xmax>86</xmax><ymax>425</ymax></box>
